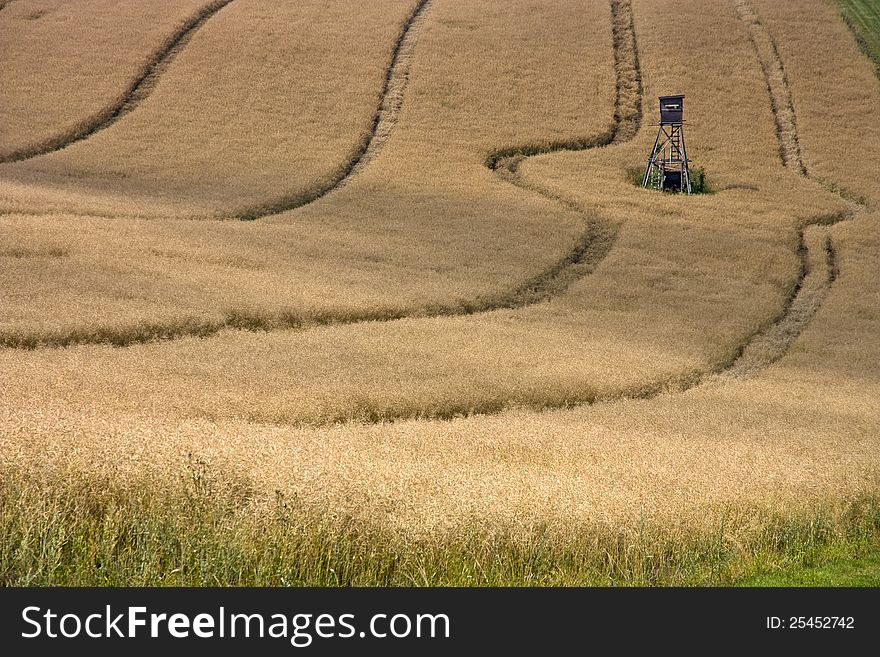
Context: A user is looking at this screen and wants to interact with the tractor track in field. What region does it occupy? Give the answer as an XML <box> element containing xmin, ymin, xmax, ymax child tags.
<box><xmin>0</xmin><ymin>0</ymin><xmax>235</xmax><ymax>164</ymax></box>
<box><xmin>235</xmin><ymin>0</ymin><xmax>434</xmax><ymax>220</ymax></box>
<box><xmin>483</xmin><ymin>0</ymin><xmax>642</xmax><ymax>310</ymax></box>
<box><xmin>717</xmin><ymin>0</ymin><xmax>869</xmax><ymax>380</ymax></box>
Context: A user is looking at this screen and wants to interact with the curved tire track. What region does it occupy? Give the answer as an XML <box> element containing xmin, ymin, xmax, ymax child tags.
<box><xmin>484</xmin><ymin>0</ymin><xmax>642</xmax><ymax>304</ymax></box>
<box><xmin>0</xmin><ymin>0</ymin><xmax>235</xmax><ymax>163</ymax></box>
<box><xmin>719</xmin><ymin>0</ymin><xmax>869</xmax><ymax>380</ymax></box>
<box><xmin>235</xmin><ymin>0</ymin><xmax>434</xmax><ymax>220</ymax></box>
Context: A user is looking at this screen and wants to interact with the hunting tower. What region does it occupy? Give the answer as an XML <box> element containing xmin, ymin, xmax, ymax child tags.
<box><xmin>643</xmin><ymin>95</ymin><xmax>691</xmax><ymax>193</ymax></box>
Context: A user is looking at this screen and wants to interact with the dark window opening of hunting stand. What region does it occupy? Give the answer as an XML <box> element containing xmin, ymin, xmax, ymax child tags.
<box><xmin>643</xmin><ymin>95</ymin><xmax>691</xmax><ymax>193</ymax></box>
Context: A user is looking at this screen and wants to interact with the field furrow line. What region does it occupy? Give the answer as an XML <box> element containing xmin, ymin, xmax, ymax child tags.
<box><xmin>718</xmin><ymin>227</ymin><xmax>837</xmax><ymax>380</ymax></box>
<box><xmin>483</xmin><ymin>0</ymin><xmax>641</xmax><ymax>304</ymax></box>
<box><xmin>733</xmin><ymin>0</ymin><xmax>804</xmax><ymax>174</ymax></box>
<box><xmin>0</xmin><ymin>0</ymin><xmax>236</xmax><ymax>163</ymax></box>
<box><xmin>335</xmin><ymin>0</ymin><xmax>432</xmax><ymax>187</ymax></box>
<box><xmin>235</xmin><ymin>0</ymin><xmax>434</xmax><ymax>220</ymax></box>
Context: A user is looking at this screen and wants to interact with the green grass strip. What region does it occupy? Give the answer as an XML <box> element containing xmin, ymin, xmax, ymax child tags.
<box><xmin>838</xmin><ymin>0</ymin><xmax>880</xmax><ymax>76</ymax></box>
<box><xmin>738</xmin><ymin>551</ymin><xmax>880</xmax><ymax>586</ymax></box>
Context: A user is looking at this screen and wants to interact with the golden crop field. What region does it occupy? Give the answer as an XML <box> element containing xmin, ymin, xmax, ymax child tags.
<box><xmin>1</xmin><ymin>0</ymin><xmax>878</xmax><ymax>585</ymax></box>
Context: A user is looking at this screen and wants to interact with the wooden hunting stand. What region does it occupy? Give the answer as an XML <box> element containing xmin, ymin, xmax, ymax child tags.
<box><xmin>643</xmin><ymin>95</ymin><xmax>691</xmax><ymax>193</ymax></box>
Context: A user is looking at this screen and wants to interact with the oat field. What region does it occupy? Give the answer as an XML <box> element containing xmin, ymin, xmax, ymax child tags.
<box><xmin>1</xmin><ymin>0</ymin><xmax>879</xmax><ymax>585</ymax></box>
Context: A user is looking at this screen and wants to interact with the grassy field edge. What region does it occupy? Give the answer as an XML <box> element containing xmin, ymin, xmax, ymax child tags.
<box><xmin>2</xmin><ymin>463</ymin><xmax>878</xmax><ymax>587</ymax></box>
<box><xmin>837</xmin><ymin>0</ymin><xmax>880</xmax><ymax>76</ymax></box>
